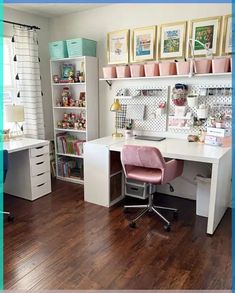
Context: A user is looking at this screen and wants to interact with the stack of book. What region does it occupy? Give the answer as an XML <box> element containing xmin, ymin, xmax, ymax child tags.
<box><xmin>57</xmin><ymin>157</ymin><xmax>84</xmax><ymax>179</ymax></box>
<box><xmin>205</xmin><ymin>127</ymin><xmax>231</xmax><ymax>146</ymax></box>
<box><xmin>56</xmin><ymin>133</ymin><xmax>85</xmax><ymax>156</ymax></box>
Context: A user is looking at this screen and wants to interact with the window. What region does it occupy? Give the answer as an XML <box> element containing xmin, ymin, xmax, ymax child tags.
<box><xmin>3</xmin><ymin>37</ymin><xmax>17</xmax><ymax>128</ymax></box>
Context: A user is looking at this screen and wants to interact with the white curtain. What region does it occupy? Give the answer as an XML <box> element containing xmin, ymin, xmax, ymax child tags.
<box><xmin>12</xmin><ymin>25</ymin><xmax>45</xmax><ymax>139</ymax></box>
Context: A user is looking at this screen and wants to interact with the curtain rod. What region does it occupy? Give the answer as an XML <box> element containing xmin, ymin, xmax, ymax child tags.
<box><xmin>3</xmin><ymin>20</ymin><xmax>40</xmax><ymax>30</ymax></box>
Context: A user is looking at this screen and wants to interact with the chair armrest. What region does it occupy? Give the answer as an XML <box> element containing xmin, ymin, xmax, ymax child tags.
<box><xmin>162</xmin><ymin>159</ymin><xmax>184</xmax><ymax>184</ymax></box>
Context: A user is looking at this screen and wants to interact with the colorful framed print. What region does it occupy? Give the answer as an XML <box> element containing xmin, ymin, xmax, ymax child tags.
<box><xmin>132</xmin><ymin>26</ymin><xmax>156</xmax><ymax>62</ymax></box>
<box><xmin>189</xmin><ymin>16</ymin><xmax>222</xmax><ymax>57</ymax></box>
<box><xmin>222</xmin><ymin>15</ymin><xmax>233</xmax><ymax>55</ymax></box>
<box><xmin>107</xmin><ymin>29</ymin><xmax>130</xmax><ymax>64</ymax></box>
<box><xmin>159</xmin><ymin>21</ymin><xmax>187</xmax><ymax>60</ymax></box>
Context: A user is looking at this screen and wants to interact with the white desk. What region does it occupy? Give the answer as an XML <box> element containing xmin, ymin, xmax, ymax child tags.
<box><xmin>84</xmin><ymin>136</ymin><xmax>231</xmax><ymax>235</ymax></box>
<box><xmin>4</xmin><ymin>138</ymin><xmax>52</xmax><ymax>201</ymax></box>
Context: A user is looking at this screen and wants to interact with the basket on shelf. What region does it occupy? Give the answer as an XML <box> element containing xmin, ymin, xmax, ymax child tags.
<box><xmin>49</xmin><ymin>40</ymin><xmax>68</xmax><ymax>59</ymax></box>
<box><xmin>66</xmin><ymin>38</ymin><xmax>97</xmax><ymax>58</ymax></box>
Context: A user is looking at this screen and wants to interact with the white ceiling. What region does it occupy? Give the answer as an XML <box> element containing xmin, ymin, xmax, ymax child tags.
<box><xmin>4</xmin><ymin>4</ymin><xmax>109</xmax><ymax>18</ymax></box>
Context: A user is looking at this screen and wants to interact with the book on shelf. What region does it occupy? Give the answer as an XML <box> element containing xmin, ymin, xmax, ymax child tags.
<box><xmin>57</xmin><ymin>157</ymin><xmax>84</xmax><ymax>179</ymax></box>
<box><xmin>56</xmin><ymin>133</ymin><xmax>85</xmax><ymax>156</ymax></box>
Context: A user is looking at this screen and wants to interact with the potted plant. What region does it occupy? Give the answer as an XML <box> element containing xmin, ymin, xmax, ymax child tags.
<box><xmin>125</xmin><ymin>121</ymin><xmax>133</xmax><ymax>139</ymax></box>
<box><xmin>209</xmin><ymin>113</ymin><xmax>225</xmax><ymax>128</ymax></box>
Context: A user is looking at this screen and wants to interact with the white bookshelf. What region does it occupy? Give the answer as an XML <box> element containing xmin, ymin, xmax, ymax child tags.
<box><xmin>50</xmin><ymin>56</ymin><xmax>98</xmax><ymax>184</ymax></box>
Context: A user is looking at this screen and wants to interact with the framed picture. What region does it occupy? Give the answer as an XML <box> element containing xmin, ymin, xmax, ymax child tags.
<box><xmin>222</xmin><ymin>14</ymin><xmax>233</xmax><ymax>55</ymax></box>
<box><xmin>107</xmin><ymin>29</ymin><xmax>129</xmax><ymax>64</ymax></box>
<box><xmin>189</xmin><ymin>16</ymin><xmax>222</xmax><ymax>57</ymax></box>
<box><xmin>132</xmin><ymin>26</ymin><xmax>156</xmax><ymax>62</ymax></box>
<box><xmin>159</xmin><ymin>21</ymin><xmax>187</xmax><ymax>60</ymax></box>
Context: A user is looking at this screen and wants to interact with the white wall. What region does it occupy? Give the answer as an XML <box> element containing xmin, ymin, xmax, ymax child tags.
<box><xmin>49</xmin><ymin>3</ymin><xmax>231</xmax><ymax>137</ymax></box>
<box><xmin>4</xmin><ymin>7</ymin><xmax>53</xmax><ymax>140</ymax></box>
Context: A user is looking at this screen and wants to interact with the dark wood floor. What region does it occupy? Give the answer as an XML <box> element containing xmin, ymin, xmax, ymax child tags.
<box><xmin>4</xmin><ymin>179</ymin><xmax>231</xmax><ymax>290</ymax></box>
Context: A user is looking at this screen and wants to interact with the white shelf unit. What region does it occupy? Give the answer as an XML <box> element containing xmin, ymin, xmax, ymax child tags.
<box><xmin>50</xmin><ymin>56</ymin><xmax>98</xmax><ymax>184</ymax></box>
<box><xmin>100</xmin><ymin>72</ymin><xmax>232</xmax><ymax>83</ymax></box>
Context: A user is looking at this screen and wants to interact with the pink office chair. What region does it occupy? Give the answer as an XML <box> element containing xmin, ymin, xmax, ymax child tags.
<box><xmin>121</xmin><ymin>145</ymin><xmax>184</xmax><ymax>231</ymax></box>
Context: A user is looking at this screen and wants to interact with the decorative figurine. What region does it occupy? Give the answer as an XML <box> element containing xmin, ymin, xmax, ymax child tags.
<box><xmin>56</xmin><ymin>98</ymin><xmax>62</xmax><ymax>107</ymax></box>
<box><xmin>61</xmin><ymin>87</ymin><xmax>71</xmax><ymax>107</ymax></box>
<box><xmin>75</xmin><ymin>99</ymin><xmax>80</xmax><ymax>107</ymax></box>
<box><xmin>53</xmin><ymin>75</ymin><xmax>60</xmax><ymax>83</ymax></box>
<box><xmin>68</xmin><ymin>71</ymin><xmax>74</xmax><ymax>83</ymax></box>
<box><xmin>57</xmin><ymin>121</ymin><xmax>63</xmax><ymax>128</ymax></box>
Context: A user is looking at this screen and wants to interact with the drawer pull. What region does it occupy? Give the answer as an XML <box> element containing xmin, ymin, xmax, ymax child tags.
<box><xmin>36</xmin><ymin>146</ymin><xmax>44</xmax><ymax>150</ymax></box>
<box><xmin>36</xmin><ymin>154</ymin><xmax>44</xmax><ymax>158</ymax></box>
<box><xmin>36</xmin><ymin>161</ymin><xmax>44</xmax><ymax>165</ymax></box>
<box><xmin>37</xmin><ymin>183</ymin><xmax>45</xmax><ymax>187</ymax></box>
<box><xmin>130</xmin><ymin>187</ymin><xmax>138</xmax><ymax>191</ymax></box>
<box><xmin>37</xmin><ymin>173</ymin><xmax>45</xmax><ymax>176</ymax></box>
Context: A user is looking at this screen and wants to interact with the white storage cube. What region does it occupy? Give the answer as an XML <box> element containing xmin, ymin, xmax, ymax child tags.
<box><xmin>196</xmin><ymin>176</ymin><xmax>211</xmax><ymax>217</ymax></box>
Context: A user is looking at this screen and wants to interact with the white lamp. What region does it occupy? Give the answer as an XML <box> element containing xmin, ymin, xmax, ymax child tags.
<box><xmin>5</xmin><ymin>104</ymin><xmax>24</xmax><ymax>137</ymax></box>
<box><xmin>187</xmin><ymin>38</ymin><xmax>213</xmax><ymax>78</ymax></box>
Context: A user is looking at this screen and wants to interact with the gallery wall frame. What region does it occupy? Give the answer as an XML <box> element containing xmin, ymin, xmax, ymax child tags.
<box><xmin>188</xmin><ymin>16</ymin><xmax>222</xmax><ymax>57</ymax></box>
<box><xmin>159</xmin><ymin>21</ymin><xmax>187</xmax><ymax>60</ymax></box>
<box><xmin>221</xmin><ymin>14</ymin><xmax>233</xmax><ymax>55</ymax></box>
<box><xmin>107</xmin><ymin>29</ymin><xmax>130</xmax><ymax>64</ymax></box>
<box><xmin>131</xmin><ymin>26</ymin><xmax>157</xmax><ymax>62</ymax></box>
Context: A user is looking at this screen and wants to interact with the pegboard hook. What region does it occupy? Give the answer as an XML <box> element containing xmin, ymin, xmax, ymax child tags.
<box><xmin>105</xmin><ymin>80</ymin><xmax>112</xmax><ymax>87</ymax></box>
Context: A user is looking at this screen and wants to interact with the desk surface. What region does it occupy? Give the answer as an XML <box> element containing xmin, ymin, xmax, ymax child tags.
<box><xmin>4</xmin><ymin>137</ymin><xmax>49</xmax><ymax>153</ymax></box>
<box><xmin>89</xmin><ymin>136</ymin><xmax>230</xmax><ymax>164</ymax></box>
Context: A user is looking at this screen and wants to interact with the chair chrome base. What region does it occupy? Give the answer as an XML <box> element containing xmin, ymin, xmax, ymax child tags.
<box><xmin>1</xmin><ymin>211</ymin><xmax>14</xmax><ymax>222</ymax></box>
<box><xmin>124</xmin><ymin>193</ymin><xmax>178</xmax><ymax>231</ymax></box>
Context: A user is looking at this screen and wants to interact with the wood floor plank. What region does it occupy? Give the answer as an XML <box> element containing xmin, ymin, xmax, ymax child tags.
<box><xmin>4</xmin><ymin>179</ymin><xmax>231</xmax><ymax>290</ymax></box>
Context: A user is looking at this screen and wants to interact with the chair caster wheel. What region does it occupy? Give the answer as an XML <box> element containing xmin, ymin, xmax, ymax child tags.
<box><xmin>164</xmin><ymin>224</ymin><xmax>171</xmax><ymax>232</ymax></box>
<box><xmin>8</xmin><ymin>215</ymin><xmax>14</xmax><ymax>222</ymax></box>
<box><xmin>129</xmin><ymin>222</ymin><xmax>136</xmax><ymax>228</ymax></box>
<box><xmin>173</xmin><ymin>211</ymin><xmax>178</xmax><ymax>220</ymax></box>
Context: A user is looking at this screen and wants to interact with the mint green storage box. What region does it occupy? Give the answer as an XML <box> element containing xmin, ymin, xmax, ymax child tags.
<box><xmin>66</xmin><ymin>38</ymin><xmax>97</xmax><ymax>57</ymax></box>
<box><xmin>49</xmin><ymin>41</ymin><xmax>68</xmax><ymax>59</ymax></box>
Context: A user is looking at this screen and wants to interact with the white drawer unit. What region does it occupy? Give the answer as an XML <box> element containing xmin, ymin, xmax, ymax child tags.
<box><xmin>4</xmin><ymin>139</ymin><xmax>52</xmax><ymax>201</ymax></box>
<box><xmin>30</xmin><ymin>144</ymin><xmax>51</xmax><ymax>200</ymax></box>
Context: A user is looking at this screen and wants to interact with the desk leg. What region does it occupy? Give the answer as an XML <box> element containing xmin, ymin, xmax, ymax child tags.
<box><xmin>84</xmin><ymin>143</ymin><xmax>110</xmax><ymax>207</ymax></box>
<box><xmin>207</xmin><ymin>150</ymin><xmax>232</xmax><ymax>235</ymax></box>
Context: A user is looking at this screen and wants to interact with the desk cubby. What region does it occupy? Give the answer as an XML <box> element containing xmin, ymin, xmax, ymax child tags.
<box><xmin>110</xmin><ymin>151</ymin><xmax>123</xmax><ymax>204</ymax></box>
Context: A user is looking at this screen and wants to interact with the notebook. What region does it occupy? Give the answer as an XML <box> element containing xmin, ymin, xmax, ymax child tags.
<box><xmin>134</xmin><ymin>135</ymin><xmax>166</xmax><ymax>142</ymax></box>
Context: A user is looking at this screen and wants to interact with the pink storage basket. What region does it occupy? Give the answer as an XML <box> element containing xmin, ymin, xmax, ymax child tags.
<box><xmin>103</xmin><ymin>66</ymin><xmax>117</xmax><ymax>79</ymax></box>
<box><xmin>212</xmin><ymin>57</ymin><xmax>230</xmax><ymax>73</ymax></box>
<box><xmin>130</xmin><ymin>64</ymin><xmax>145</xmax><ymax>77</ymax></box>
<box><xmin>176</xmin><ymin>61</ymin><xmax>191</xmax><ymax>75</ymax></box>
<box><xmin>144</xmin><ymin>63</ymin><xmax>159</xmax><ymax>77</ymax></box>
<box><xmin>116</xmin><ymin>65</ymin><xmax>131</xmax><ymax>78</ymax></box>
<box><xmin>159</xmin><ymin>62</ymin><xmax>177</xmax><ymax>76</ymax></box>
<box><xmin>194</xmin><ymin>59</ymin><xmax>212</xmax><ymax>74</ymax></box>
<box><xmin>230</xmin><ymin>57</ymin><xmax>232</xmax><ymax>72</ymax></box>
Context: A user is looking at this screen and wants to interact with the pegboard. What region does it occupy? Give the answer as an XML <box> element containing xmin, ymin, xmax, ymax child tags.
<box><xmin>115</xmin><ymin>85</ymin><xmax>169</xmax><ymax>132</ymax></box>
<box><xmin>168</xmin><ymin>83</ymin><xmax>232</xmax><ymax>135</ymax></box>
<box><xmin>114</xmin><ymin>81</ymin><xmax>232</xmax><ymax>135</ymax></box>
